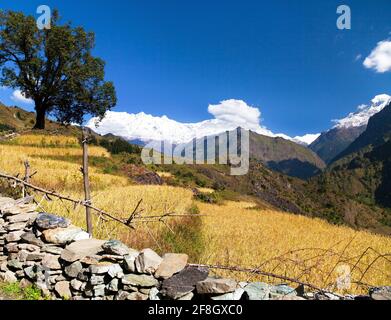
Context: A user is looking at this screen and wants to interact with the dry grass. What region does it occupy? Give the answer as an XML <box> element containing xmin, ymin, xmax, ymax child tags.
<box><xmin>0</xmin><ymin>133</ymin><xmax>390</xmax><ymax>294</ymax></box>
<box><xmin>197</xmin><ymin>200</ymin><xmax>391</xmax><ymax>294</ymax></box>
<box><xmin>197</xmin><ymin>187</ymin><xmax>215</xmax><ymax>194</ymax></box>
<box><xmin>0</xmin><ymin>135</ymin><xmax>194</xmax><ymax>245</ymax></box>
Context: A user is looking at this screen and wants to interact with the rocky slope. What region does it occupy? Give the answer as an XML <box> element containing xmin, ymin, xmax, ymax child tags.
<box><xmin>309</xmin><ymin>126</ymin><xmax>366</xmax><ymax>164</ymax></box>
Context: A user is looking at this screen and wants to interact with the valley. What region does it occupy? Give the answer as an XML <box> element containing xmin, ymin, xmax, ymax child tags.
<box><xmin>1</xmin><ymin>99</ymin><xmax>391</xmax><ymax>294</ymax></box>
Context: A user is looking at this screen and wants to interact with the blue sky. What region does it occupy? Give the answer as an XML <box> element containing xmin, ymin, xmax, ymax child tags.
<box><xmin>0</xmin><ymin>0</ymin><xmax>391</xmax><ymax>137</ymax></box>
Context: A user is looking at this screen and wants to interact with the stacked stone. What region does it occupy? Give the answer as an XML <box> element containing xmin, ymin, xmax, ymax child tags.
<box><xmin>1</xmin><ymin>195</ymin><xmax>390</xmax><ymax>301</ymax></box>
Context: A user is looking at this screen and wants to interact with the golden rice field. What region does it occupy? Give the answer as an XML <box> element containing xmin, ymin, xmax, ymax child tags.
<box><xmin>0</xmin><ymin>134</ymin><xmax>390</xmax><ymax>294</ymax></box>
<box><xmin>198</xmin><ymin>201</ymin><xmax>391</xmax><ymax>294</ymax></box>
<box><xmin>0</xmin><ymin>135</ymin><xmax>193</xmax><ymax>246</ymax></box>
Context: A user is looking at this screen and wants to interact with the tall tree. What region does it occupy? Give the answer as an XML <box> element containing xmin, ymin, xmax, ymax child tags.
<box><xmin>0</xmin><ymin>10</ymin><xmax>116</xmax><ymax>129</ymax></box>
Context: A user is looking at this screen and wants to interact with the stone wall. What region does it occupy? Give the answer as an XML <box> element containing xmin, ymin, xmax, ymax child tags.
<box><xmin>0</xmin><ymin>195</ymin><xmax>390</xmax><ymax>301</ymax></box>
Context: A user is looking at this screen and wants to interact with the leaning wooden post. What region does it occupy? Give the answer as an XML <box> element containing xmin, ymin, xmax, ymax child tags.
<box><xmin>22</xmin><ymin>160</ymin><xmax>30</xmax><ymax>197</ymax></box>
<box><xmin>82</xmin><ymin>128</ymin><xmax>93</xmax><ymax>236</ymax></box>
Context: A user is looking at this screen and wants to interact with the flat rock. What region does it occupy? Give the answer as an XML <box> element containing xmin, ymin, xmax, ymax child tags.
<box><xmin>2</xmin><ymin>203</ymin><xmax>37</xmax><ymax>216</ymax></box>
<box><xmin>65</xmin><ymin>261</ymin><xmax>83</xmax><ymax>278</ymax></box>
<box><xmin>55</xmin><ymin>281</ymin><xmax>72</xmax><ymax>299</ymax></box>
<box><xmin>26</xmin><ymin>252</ymin><xmax>45</xmax><ymax>261</ymax></box>
<box><xmin>122</xmin><ymin>273</ymin><xmax>159</xmax><ymax>287</ymax></box>
<box><xmin>102</xmin><ymin>240</ymin><xmax>130</xmax><ymax>256</ymax></box>
<box><xmin>35</xmin><ymin>213</ymin><xmax>70</xmax><ymax>230</ymax></box>
<box><xmin>7</xmin><ymin>259</ymin><xmax>23</xmax><ymax>270</ymax></box>
<box><xmin>243</xmin><ymin>282</ymin><xmax>271</xmax><ymax>300</ymax></box>
<box><xmin>155</xmin><ymin>253</ymin><xmax>188</xmax><ymax>279</ymax></box>
<box><xmin>135</xmin><ymin>248</ymin><xmax>162</xmax><ymax>274</ymax></box>
<box><xmin>90</xmin><ymin>275</ymin><xmax>105</xmax><ymax>285</ymax></box>
<box><xmin>42</xmin><ymin>226</ymin><xmax>89</xmax><ymax>245</ymax></box>
<box><xmin>212</xmin><ymin>288</ymin><xmax>245</xmax><ymax>300</ymax></box>
<box><xmin>270</xmin><ymin>284</ymin><xmax>297</xmax><ymax>297</ymax></box>
<box><xmin>161</xmin><ymin>266</ymin><xmax>209</xmax><ymax>299</ymax></box>
<box><xmin>21</xmin><ymin>232</ymin><xmax>44</xmax><ymax>247</ymax></box>
<box><xmin>7</xmin><ymin>212</ymin><xmax>38</xmax><ymax>224</ymax></box>
<box><xmin>41</xmin><ymin>245</ymin><xmax>63</xmax><ymax>255</ymax></box>
<box><xmin>370</xmin><ymin>287</ymin><xmax>391</xmax><ymax>300</ymax></box>
<box><xmin>5</xmin><ymin>230</ymin><xmax>24</xmax><ymax>242</ymax></box>
<box><xmin>196</xmin><ymin>277</ymin><xmax>237</xmax><ymax>294</ymax></box>
<box><xmin>80</xmin><ymin>255</ymin><xmax>101</xmax><ymax>265</ymax></box>
<box><xmin>6</xmin><ymin>222</ymin><xmax>27</xmax><ymax>231</ymax></box>
<box><xmin>89</xmin><ymin>262</ymin><xmax>112</xmax><ymax>274</ymax></box>
<box><xmin>42</xmin><ymin>254</ymin><xmax>62</xmax><ymax>270</ymax></box>
<box><xmin>107</xmin><ymin>264</ymin><xmax>124</xmax><ymax>278</ymax></box>
<box><xmin>61</xmin><ymin>239</ymin><xmax>105</xmax><ymax>263</ymax></box>
<box><xmin>127</xmin><ymin>292</ymin><xmax>148</xmax><ymax>300</ymax></box>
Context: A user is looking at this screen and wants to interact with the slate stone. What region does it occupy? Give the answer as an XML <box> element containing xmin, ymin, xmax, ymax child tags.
<box><xmin>65</xmin><ymin>261</ymin><xmax>83</xmax><ymax>278</ymax></box>
<box><xmin>270</xmin><ymin>284</ymin><xmax>297</xmax><ymax>297</ymax></box>
<box><xmin>42</xmin><ymin>226</ymin><xmax>89</xmax><ymax>245</ymax></box>
<box><xmin>123</xmin><ymin>250</ymin><xmax>139</xmax><ymax>273</ymax></box>
<box><xmin>107</xmin><ymin>264</ymin><xmax>124</xmax><ymax>278</ymax></box>
<box><xmin>35</xmin><ymin>213</ymin><xmax>70</xmax><ymax>230</ymax></box>
<box><xmin>108</xmin><ymin>278</ymin><xmax>119</xmax><ymax>292</ymax></box>
<box><xmin>127</xmin><ymin>292</ymin><xmax>148</xmax><ymax>300</ymax></box>
<box><xmin>102</xmin><ymin>240</ymin><xmax>130</xmax><ymax>256</ymax></box>
<box><xmin>94</xmin><ymin>284</ymin><xmax>106</xmax><ymax>297</ymax></box>
<box><xmin>7</xmin><ymin>259</ymin><xmax>23</xmax><ymax>270</ymax></box>
<box><xmin>243</xmin><ymin>282</ymin><xmax>271</xmax><ymax>300</ymax></box>
<box><xmin>21</xmin><ymin>232</ymin><xmax>44</xmax><ymax>247</ymax></box>
<box><xmin>369</xmin><ymin>287</ymin><xmax>391</xmax><ymax>300</ymax></box>
<box><xmin>135</xmin><ymin>248</ymin><xmax>162</xmax><ymax>274</ymax></box>
<box><xmin>196</xmin><ymin>277</ymin><xmax>237</xmax><ymax>294</ymax></box>
<box><xmin>70</xmin><ymin>279</ymin><xmax>83</xmax><ymax>291</ymax></box>
<box><xmin>2</xmin><ymin>270</ymin><xmax>17</xmax><ymax>283</ymax></box>
<box><xmin>55</xmin><ymin>281</ymin><xmax>72</xmax><ymax>299</ymax></box>
<box><xmin>41</xmin><ymin>245</ymin><xmax>63</xmax><ymax>255</ymax></box>
<box><xmin>155</xmin><ymin>253</ymin><xmax>188</xmax><ymax>279</ymax></box>
<box><xmin>89</xmin><ymin>263</ymin><xmax>112</xmax><ymax>274</ymax></box>
<box><xmin>61</xmin><ymin>239</ymin><xmax>105</xmax><ymax>262</ymax></box>
<box><xmin>211</xmin><ymin>288</ymin><xmax>245</xmax><ymax>300</ymax></box>
<box><xmin>161</xmin><ymin>266</ymin><xmax>209</xmax><ymax>299</ymax></box>
<box><xmin>122</xmin><ymin>273</ymin><xmax>159</xmax><ymax>287</ymax></box>
<box><xmin>7</xmin><ymin>213</ymin><xmax>38</xmax><ymax>224</ymax></box>
<box><xmin>5</xmin><ymin>230</ymin><xmax>24</xmax><ymax>242</ymax></box>
<box><xmin>89</xmin><ymin>275</ymin><xmax>105</xmax><ymax>285</ymax></box>
<box><xmin>42</xmin><ymin>254</ymin><xmax>61</xmax><ymax>270</ymax></box>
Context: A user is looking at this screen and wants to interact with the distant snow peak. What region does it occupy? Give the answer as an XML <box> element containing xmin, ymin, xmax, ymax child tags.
<box><xmin>293</xmin><ymin>133</ymin><xmax>321</xmax><ymax>145</ymax></box>
<box><xmin>87</xmin><ymin>99</ymin><xmax>281</xmax><ymax>144</ymax></box>
<box><xmin>332</xmin><ymin>94</ymin><xmax>391</xmax><ymax>129</ymax></box>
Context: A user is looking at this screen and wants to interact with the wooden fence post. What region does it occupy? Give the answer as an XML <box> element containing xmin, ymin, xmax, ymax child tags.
<box><xmin>22</xmin><ymin>160</ymin><xmax>30</xmax><ymax>197</ymax></box>
<box><xmin>82</xmin><ymin>128</ymin><xmax>93</xmax><ymax>236</ymax></box>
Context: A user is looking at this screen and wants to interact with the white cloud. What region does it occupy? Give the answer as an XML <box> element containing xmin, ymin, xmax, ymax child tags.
<box><xmin>333</xmin><ymin>94</ymin><xmax>391</xmax><ymax>129</ymax></box>
<box><xmin>355</xmin><ymin>54</ymin><xmax>362</xmax><ymax>61</ymax></box>
<box><xmin>208</xmin><ymin>99</ymin><xmax>262</xmax><ymax>132</ymax></box>
<box><xmin>11</xmin><ymin>90</ymin><xmax>34</xmax><ymax>105</ymax></box>
<box><xmin>363</xmin><ymin>40</ymin><xmax>391</xmax><ymax>73</ymax></box>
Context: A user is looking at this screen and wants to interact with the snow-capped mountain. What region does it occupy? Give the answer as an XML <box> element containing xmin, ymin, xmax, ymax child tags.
<box><xmin>310</xmin><ymin>94</ymin><xmax>391</xmax><ymax>163</ymax></box>
<box><xmin>86</xmin><ymin>99</ymin><xmax>303</xmax><ymax>145</ymax></box>
<box><xmin>292</xmin><ymin>134</ymin><xmax>321</xmax><ymax>146</ymax></box>
<box><xmin>332</xmin><ymin>94</ymin><xmax>391</xmax><ymax>129</ymax></box>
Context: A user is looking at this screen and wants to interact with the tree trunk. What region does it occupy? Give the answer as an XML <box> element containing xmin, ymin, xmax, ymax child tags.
<box><xmin>33</xmin><ymin>107</ymin><xmax>46</xmax><ymax>129</ymax></box>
